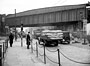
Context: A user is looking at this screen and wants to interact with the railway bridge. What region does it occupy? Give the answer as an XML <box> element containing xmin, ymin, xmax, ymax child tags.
<box><xmin>5</xmin><ymin>3</ymin><xmax>90</xmax><ymax>32</ymax></box>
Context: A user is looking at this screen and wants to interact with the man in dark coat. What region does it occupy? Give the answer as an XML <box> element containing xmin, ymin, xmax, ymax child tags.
<box><xmin>9</xmin><ymin>32</ymin><xmax>14</xmax><ymax>47</ymax></box>
<box><xmin>26</xmin><ymin>32</ymin><xmax>30</xmax><ymax>49</ymax></box>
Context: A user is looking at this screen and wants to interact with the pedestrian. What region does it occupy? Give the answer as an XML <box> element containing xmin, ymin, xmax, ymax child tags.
<box><xmin>9</xmin><ymin>31</ymin><xmax>14</xmax><ymax>47</ymax></box>
<box><xmin>26</xmin><ymin>32</ymin><xmax>30</xmax><ymax>49</ymax></box>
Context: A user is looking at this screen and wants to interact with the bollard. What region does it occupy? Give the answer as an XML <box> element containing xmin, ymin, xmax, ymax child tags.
<box><xmin>57</xmin><ymin>49</ymin><xmax>61</xmax><ymax>66</ymax></box>
<box><xmin>36</xmin><ymin>42</ymin><xmax>38</xmax><ymax>57</ymax></box>
<box><xmin>6</xmin><ymin>39</ymin><xmax>8</xmax><ymax>48</ymax></box>
<box><xmin>0</xmin><ymin>45</ymin><xmax>2</xmax><ymax>66</ymax></box>
<box><xmin>5</xmin><ymin>39</ymin><xmax>8</xmax><ymax>50</ymax></box>
<box><xmin>4</xmin><ymin>41</ymin><xmax>6</xmax><ymax>52</ymax></box>
<box><xmin>5</xmin><ymin>40</ymin><xmax>7</xmax><ymax>51</ymax></box>
<box><xmin>44</xmin><ymin>43</ymin><xmax>46</xmax><ymax>64</ymax></box>
<box><xmin>3</xmin><ymin>42</ymin><xmax>5</xmax><ymax>58</ymax></box>
<box><xmin>21</xmin><ymin>37</ymin><xmax>23</xmax><ymax>47</ymax></box>
<box><xmin>4</xmin><ymin>42</ymin><xmax>6</xmax><ymax>53</ymax></box>
<box><xmin>31</xmin><ymin>40</ymin><xmax>33</xmax><ymax>53</ymax></box>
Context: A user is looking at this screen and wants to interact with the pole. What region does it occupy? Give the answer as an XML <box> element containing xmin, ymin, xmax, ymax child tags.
<box><xmin>7</xmin><ymin>39</ymin><xmax>8</xmax><ymax>48</ymax></box>
<box><xmin>31</xmin><ymin>40</ymin><xmax>33</xmax><ymax>53</ymax></box>
<box><xmin>15</xmin><ymin>9</ymin><xmax>17</xmax><ymax>41</ymax></box>
<box><xmin>36</xmin><ymin>41</ymin><xmax>38</xmax><ymax>57</ymax></box>
<box><xmin>82</xmin><ymin>19</ymin><xmax>87</xmax><ymax>45</ymax></box>
<box><xmin>57</xmin><ymin>49</ymin><xmax>61</xmax><ymax>66</ymax></box>
<box><xmin>21</xmin><ymin>35</ymin><xmax>23</xmax><ymax>47</ymax></box>
<box><xmin>44</xmin><ymin>43</ymin><xmax>46</xmax><ymax>64</ymax></box>
<box><xmin>21</xmin><ymin>23</ymin><xmax>23</xmax><ymax>47</ymax></box>
<box><xmin>3</xmin><ymin>42</ymin><xmax>5</xmax><ymax>58</ymax></box>
<box><xmin>0</xmin><ymin>46</ymin><xmax>2</xmax><ymax>66</ymax></box>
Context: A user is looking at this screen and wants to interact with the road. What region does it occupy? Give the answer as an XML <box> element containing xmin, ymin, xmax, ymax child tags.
<box><xmin>32</xmin><ymin>39</ymin><xmax>90</xmax><ymax>66</ymax></box>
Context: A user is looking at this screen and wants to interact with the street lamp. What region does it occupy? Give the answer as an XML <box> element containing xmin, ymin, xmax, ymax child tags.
<box><xmin>82</xmin><ymin>19</ymin><xmax>87</xmax><ymax>45</ymax></box>
<box><xmin>1</xmin><ymin>15</ymin><xmax>6</xmax><ymax>35</ymax></box>
<box><xmin>15</xmin><ymin>9</ymin><xmax>17</xmax><ymax>41</ymax></box>
<box><xmin>79</xmin><ymin>10</ymin><xmax>87</xmax><ymax>45</ymax></box>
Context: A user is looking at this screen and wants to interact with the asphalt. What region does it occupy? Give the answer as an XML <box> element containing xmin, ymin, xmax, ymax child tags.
<box><xmin>4</xmin><ymin>38</ymin><xmax>50</xmax><ymax>66</ymax></box>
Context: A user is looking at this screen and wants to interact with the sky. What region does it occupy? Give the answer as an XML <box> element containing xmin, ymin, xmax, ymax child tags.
<box><xmin>0</xmin><ymin>0</ymin><xmax>89</xmax><ymax>15</ymax></box>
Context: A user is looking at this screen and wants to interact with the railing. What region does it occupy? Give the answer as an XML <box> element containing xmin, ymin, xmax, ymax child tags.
<box><xmin>30</xmin><ymin>39</ymin><xmax>90</xmax><ymax>66</ymax></box>
<box><xmin>0</xmin><ymin>38</ymin><xmax>8</xmax><ymax>66</ymax></box>
<box><xmin>30</xmin><ymin>40</ymin><xmax>61</xmax><ymax>66</ymax></box>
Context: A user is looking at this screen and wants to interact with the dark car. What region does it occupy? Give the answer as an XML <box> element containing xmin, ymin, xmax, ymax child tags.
<box><xmin>61</xmin><ymin>32</ymin><xmax>70</xmax><ymax>44</ymax></box>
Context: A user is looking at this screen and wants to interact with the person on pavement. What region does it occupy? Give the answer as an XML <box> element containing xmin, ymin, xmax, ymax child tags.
<box><xmin>26</xmin><ymin>32</ymin><xmax>30</xmax><ymax>49</ymax></box>
<box><xmin>9</xmin><ymin>31</ymin><xmax>14</xmax><ymax>47</ymax></box>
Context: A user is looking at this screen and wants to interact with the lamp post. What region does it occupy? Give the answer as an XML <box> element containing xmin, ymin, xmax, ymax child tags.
<box><xmin>79</xmin><ymin>10</ymin><xmax>87</xmax><ymax>45</ymax></box>
<box><xmin>15</xmin><ymin>9</ymin><xmax>17</xmax><ymax>41</ymax></box>
<box><xmin>21</xmin><ymin>23</ymin><xmax>23</xmax><ymax>47</ymax></box>
<box><xmin>1</xmin><ymin>15</ymin><xmax>5</xmax><ymax>35</ymax></box>
<box><xmin>82</xmin><ymin>19</ymin><xmax>87</xmax><ymax>45</ymax></box>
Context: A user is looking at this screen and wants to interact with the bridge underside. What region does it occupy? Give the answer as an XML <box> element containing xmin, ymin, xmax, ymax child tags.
<box><xmin>9</xmin><ymin>21</ymin><xmax>83</xmax><ymax>32</ymax></box>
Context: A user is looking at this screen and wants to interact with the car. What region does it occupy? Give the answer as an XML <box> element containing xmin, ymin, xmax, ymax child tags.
<box><xmin>60</xmin><ymin>31</ymin><xmax>70</xmax><ymax>44</ymax></box>
<box><xmin>39</xmin><ymin>30</ymin><xmax>63</xmax><ymax>46</ymax></box>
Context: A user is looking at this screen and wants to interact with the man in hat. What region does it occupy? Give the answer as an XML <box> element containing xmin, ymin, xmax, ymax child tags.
<box><xmin>9</xmin><ymin>31</ymin><xmax>14</xmax><ymax>47</ymax></box>
<box><xmin>26</xmin><ymin>32</ymin><xmax>30</xmax><ymax>49</ymax></box>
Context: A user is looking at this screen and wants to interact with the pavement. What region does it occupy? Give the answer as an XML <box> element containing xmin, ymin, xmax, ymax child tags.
<box><xmin>70</xmin><ymin>39</ymin><xmax>90</xmax><ymax>50</ymax></box>
<box><xmin>4</xmin><ymin>38</ymin><xmax>50</xmax><ymax>66</ymax></box>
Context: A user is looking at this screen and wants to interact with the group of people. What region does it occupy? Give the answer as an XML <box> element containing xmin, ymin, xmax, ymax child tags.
<box><xmin>9</xmin><ymin>31</ymin><xmax>32</xmax><ymax>49</ymax></box>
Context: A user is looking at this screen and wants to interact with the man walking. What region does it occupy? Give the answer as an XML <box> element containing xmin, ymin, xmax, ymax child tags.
<box><xmin>26</xmin><ymin>32</ymin><xmax>30</xmax><ymax>49</ymax></box>
<box><xmin>9</xmin><ymin>31</ymin><xmax>14</xmax><ymax>47</ymax></box>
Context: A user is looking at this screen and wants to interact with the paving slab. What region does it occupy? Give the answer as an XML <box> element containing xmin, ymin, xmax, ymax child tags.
<box><xmin>4</xmin><ymin>38</ymin><xmax>50</xmax><ymax>66</ymax></box>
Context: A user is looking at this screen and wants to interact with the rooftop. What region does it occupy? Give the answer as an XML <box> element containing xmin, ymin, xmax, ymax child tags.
<box><xmin>6</xmin><ymin>3</ymin><xmax>87</xmax><ymax>18</ymax></box>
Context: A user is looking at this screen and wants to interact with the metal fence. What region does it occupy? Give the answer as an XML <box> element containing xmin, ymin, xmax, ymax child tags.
<box><xmin>30</xmin><ymin>38</ymin><xmax>90</xmax><ymax>66</ymax></box>
<box><xmin>0</xmin><ymin>39</ymin><xmax>8</xmax><ymax>66</ymax></box>
<box><xmin>31</xmin><ymin>40</ymin><xmax>61</xmax><ymax>66</ymax></box>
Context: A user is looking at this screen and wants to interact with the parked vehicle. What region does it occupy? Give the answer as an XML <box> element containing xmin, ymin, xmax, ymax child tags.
<box><xmin>60</xmin><ymin>31</ymin><xmax>70</xmax><ymax>44</ymax></box>
<box><xmin>33</xmin><ymin>29</ymin><xmax>44</xmax><ymax>39</ymax></box>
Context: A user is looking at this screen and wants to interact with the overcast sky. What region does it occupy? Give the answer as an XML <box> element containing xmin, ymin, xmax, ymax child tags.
<box><xmin>0</xmin><ymin>0</ymin><xmax>90</xmax><ymax>34</ymax></box>
<box><xmin>0</xmin><ymin>0</ymin><xmax>89</xmax><ymax>15</ymax></box>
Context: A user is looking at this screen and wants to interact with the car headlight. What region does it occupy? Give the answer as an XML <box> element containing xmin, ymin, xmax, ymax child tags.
<box><xmin>63</xmin><ymin>39</ymin><xmax>65</xmax><ymax>41</ymax></box>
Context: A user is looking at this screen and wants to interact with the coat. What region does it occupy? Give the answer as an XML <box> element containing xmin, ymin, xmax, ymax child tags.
<box><xmin>9</xmin><ymin>33</ymin><xmax>14</xmax><ymax>44</ymax></box>
<box><xmin>26</xmin><ymin>34</ymin><xmax>30</xmax><ymax>45</ymax></box>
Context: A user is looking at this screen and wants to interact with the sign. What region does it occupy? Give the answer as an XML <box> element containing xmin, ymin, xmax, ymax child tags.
<box><xmin>5</xmin><ymin>26</ymin><xmax>9</xmax><ymax>28</ymax></box>
<box><xmin>21</xmin><ymin>24</ymin><xmax>23</xmax><ymax>31</ymax></box>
